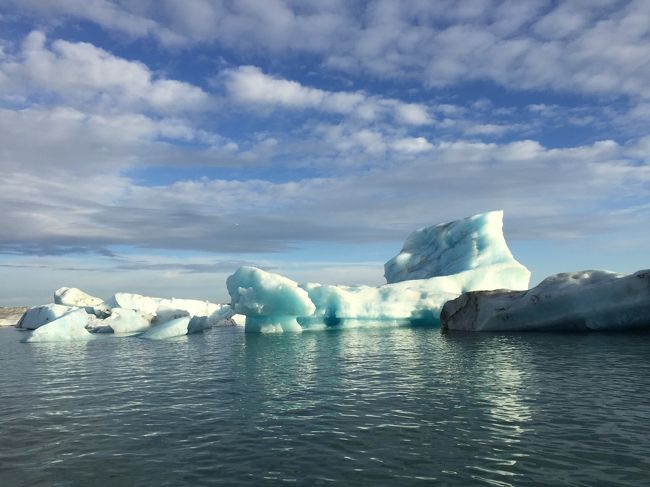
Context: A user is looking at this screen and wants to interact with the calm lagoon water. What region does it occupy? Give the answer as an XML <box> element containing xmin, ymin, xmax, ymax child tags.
<box><xmin>1</xmin><ymin>325</ymin><xmax>650</xmax><ymax>486</ymax></box>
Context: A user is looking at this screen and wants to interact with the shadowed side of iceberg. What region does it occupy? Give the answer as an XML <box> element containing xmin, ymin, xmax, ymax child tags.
<box><xmin>441</xmin><ymin>269</ymin><xmax>650</xmax><ymax>332</ymax></box>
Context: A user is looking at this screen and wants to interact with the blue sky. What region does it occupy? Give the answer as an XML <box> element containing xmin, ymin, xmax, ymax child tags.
<box><xmin>0</xmin><ymin>0</ymin><xmax>649</xmax><ymax>305</ymax></box>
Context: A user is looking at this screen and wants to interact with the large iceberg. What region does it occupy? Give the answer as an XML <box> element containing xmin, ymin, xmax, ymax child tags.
<box><xmin>441</xmin><ymin>269</ymin><xmax>650</xmax><ymax>332</ymax></box>
<box><xmin>227</xmin><ymin>211</ymin><xmax>531</xmax><ymax>332</ymax></box>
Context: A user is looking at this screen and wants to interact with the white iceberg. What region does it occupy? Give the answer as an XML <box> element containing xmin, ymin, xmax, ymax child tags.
<box><xmin>17</xmin><ymin>304</ymin><xmax>75</xmax><ymax>330</ymax></box>
<box><xmin>153</xmin><ymin>305</ymin><xmax>190</xmax><ymax>325</ymax></box>
<box><xmin>138</xmin><ymin>316</ymin><xmax>200</xmax><ymax>340</ymax></box>
<box><xmin>54</xmin><ymin>287</ymin><xmax>110</xmax><ymax>316</ymax></box>
<box><xmin>89</xmin><ymin>307</ymin><xmax>153</xmax><ymax>334</ymax></box>
<box><xmin>22</xmin><ymin>308</ymin><xmax>93</xmax><ymax>342</ymax></box>
<box><xmin>105</xmin><ymin>292</ymin><xmax>227</xmax><ymax>326</ymax></box>
<box><xmin>384</xmin><ymin>210</ymin><xmax>529</xmax><ymax>285</ymax></box>
<box><xmin>226</xmin><ymin>211</ymin><xmax>531</xmax><ymax>332</ymax></box>
<box><xmin>441</xmin><ymin>269</ymin><xmax>650</xmax><ymax>332</ymax></box>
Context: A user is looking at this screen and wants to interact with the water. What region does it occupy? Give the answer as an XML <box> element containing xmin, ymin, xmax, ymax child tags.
<box><xmin>1</xmin><ymin>325</ymin><xmax>650</xmax><ymax>486</ymax></box>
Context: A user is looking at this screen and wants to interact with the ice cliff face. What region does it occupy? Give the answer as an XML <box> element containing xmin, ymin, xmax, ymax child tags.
<box><xmin>384</xmin><ymin>210</ymin><xmax>529</xmax><ymax>284</ymax></box>
<box><xmin>227</xmin><ymin>211</ymin><xmax>530</xmax><ymax>332</ymax></box>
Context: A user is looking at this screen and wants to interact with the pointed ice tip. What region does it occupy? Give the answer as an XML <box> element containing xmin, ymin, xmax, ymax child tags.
<box><xmin>384</xmin><ymin>210</ymin><xmax>527</xmax><ymax>284</ymax></box>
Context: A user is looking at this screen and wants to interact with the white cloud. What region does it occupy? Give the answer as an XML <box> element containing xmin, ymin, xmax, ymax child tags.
<box><xmin>390</xmin><ymin>137</ymin><xmax>433</xmax><ymax>154</ymax></box>
<box><xmin>0</xmin><ymin>31</ymin><xmax>211</xmax><ymax>113</ymax></box>
<box><xmin>223</xmin><ymin>65</ymin><xmax>431</xmax><ymax>125</ymax></box>
<box><xmin>8</xmin><ymin>1</ymin><xmax>650</xmax><ymax>98</ymax></box>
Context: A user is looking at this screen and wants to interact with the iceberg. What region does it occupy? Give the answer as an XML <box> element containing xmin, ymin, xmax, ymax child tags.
<box><xmin>90</xmin><ymin>307</ymin><xmax>153</xmax><ymax>334</ymax></box>
<box><xmin>227</xmin><ymin>211</ymin><xmax>531</xmax><ymax>332</ymax></box>
<box><xmin>54</xmin><ymin>287</ymin><xmax>110</xmax><ymax>316</ymax></box>
<box><xmin>138</xmin><ymin>316</ymin><xmax>196</xmax><ymax>340</ymax></box>
<box><xmin>17</xmin><ymin>304</ymin><xmax>75</xmax><ymax>330</ymax></box>
<box><xmin>105</xmin><ymin>292</ymin><xmax>228</xmax><ymax>325</ymax></box>
<box><xmin>384</xmin><ymin>210</ymin><xmax>529</xmax><ymax>285</ymax></box>
<box><xmin>22</xmin><ymin>308</ymin><xmax>93</xmax><ymax>342</ymax></box>
<box><xmin>227</xmin><ymin>266</ymin><xmax>316</xmax><ymax>333</ymax></box>
<box><xmin>441</xmin><ymin>269</ymin><xmax>650</xmax><ymax>332</ymax></box>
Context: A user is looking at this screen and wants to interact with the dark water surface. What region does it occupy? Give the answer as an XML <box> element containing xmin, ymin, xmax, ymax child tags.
<box><xmin>1</xmin><ymin>325</ymin><xmax>650</xmax><ymax>486</ymax></box>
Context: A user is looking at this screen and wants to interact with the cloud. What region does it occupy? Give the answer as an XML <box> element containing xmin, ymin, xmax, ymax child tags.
<box><xmin>223</xmin><ymin>65</ymin><xmax>432</xmax><ymax>125</ymax></box>
<box><xmin>0</xmin><ymin>136</ymin><xmax>647</xmax><ymax>258</ymax></box>
<box><xmin>0</xmin><ymin>31</ymin><xmax>211</xmax><ymax>113</ymax></box>
<box><xmin>9</xmin><ymin>1</ymin><xmax>649</xmax><ymax>99</ymax></box>
<box><xmin>0</xmin><ymin>106</ymin><xmax>241</xmax><ymax>174</ymax></box>
<box><xmin>391</xmin><ymin>137</ymin><xmax>433</xmax><ymax>154</ymax></box>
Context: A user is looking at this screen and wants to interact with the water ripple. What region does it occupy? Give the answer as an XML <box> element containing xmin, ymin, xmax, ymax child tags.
<box><xmin>1</xmin><ymin>327</ymin><xmax>650</xmax><ymax>485</ymax></box>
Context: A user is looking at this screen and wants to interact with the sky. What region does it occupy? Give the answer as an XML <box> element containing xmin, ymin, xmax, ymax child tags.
<box><xmin>0</xmin><ymin>0</ymin><xmax>649</xmax><ymax>306</ymax></box>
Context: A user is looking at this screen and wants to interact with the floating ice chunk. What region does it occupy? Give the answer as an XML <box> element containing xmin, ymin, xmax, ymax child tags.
<box><xmin>138</xmin><ymin>317</ymin><xmax>194</xmax><ymax>340</ymax></box>
<box><xmin>22</xmin><ymin>308</ymin><xmax>93</xmax><ymax>342</ymax></box>
<box><xmin>18</xmin><ymin>304</ymin><xmax>75</xmax><ymax>330</ymax></box>
<box><xmin>92</xmin><ymin>307</ymin><xmax>153</xmax><ymax>334</ymax></box>
<box><xmin>104</xmin><ymin>292</ymin><xmax>165</xmax><ymax>315</ymax></box>
<box><xmin>230</xmin><ymin>314</ymin><xmax>246</xmax><ymax>326</ymax></box>
<box><xmin>441</xmin><ymin>269</ymin><xmax>650</xmax><ymax>332</ymax></box>
<box><xmin>153</xmin><ymin>305</ymin><xmax>190</xmax><ymax>325</ymax></box>
<box><xmin>54</xmin><ymin>287</ymin><xmax>110</xmax><ymax>316</ymax></box>
<box><xmin>384</xmin><ymin>210</ymin><xmax>529</xmax><ymax>288</ymax></box>
<box><xmin>205</xmin><ymin>304</ymin><xmax>236</xmax><ymax>326</ymax></box>
<box><xmin>106</xmin><ymin>292</ymin><xmax>224</xmax><ymax>323</ymax></box>
<box><xmin>226</xmin><ymin>266</ymin><xmax>316</xmax><ymax>333</ymax></box>
<box><xmin>54</xmin><ymin>287</ymin><xmax>102</xmax><ymax>307</ymax></box>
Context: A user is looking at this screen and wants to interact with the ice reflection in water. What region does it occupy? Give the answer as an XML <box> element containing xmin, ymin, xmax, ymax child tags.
<box><xmin>1</xmin><ymin>326</ymin><xmax>650</xmax><ymax>486</ymax></box>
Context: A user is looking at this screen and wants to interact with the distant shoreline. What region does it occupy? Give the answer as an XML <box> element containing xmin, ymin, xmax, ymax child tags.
<box><xmin>0</xmin><ymin>307</ymin><xmax>27</xmax><ymax>327</ymax></box>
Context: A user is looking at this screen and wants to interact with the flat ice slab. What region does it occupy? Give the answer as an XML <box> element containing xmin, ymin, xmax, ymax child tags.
<box><xmin>441</xmin><ymin>269</ymin><xmax>650</xmax><ymax>332</ymax></box>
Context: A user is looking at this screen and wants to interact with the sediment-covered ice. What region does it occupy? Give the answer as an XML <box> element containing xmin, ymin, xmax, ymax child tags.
<box><xmin>22</xmin><ymin>308</ymin><xmax>93</xmax><ymax>342</ymax></box>
<box><xmin>227</xmin><ymin>212</ymin><xmax>531</xmax><ymax>332</ymax></box>
<box><xmin>441</xmin><ymin>269</ymin><xmax>650</xmax><ymax>332</ymax></box>
<box><xmin>384</xmin><ymin>210</ymin><xmax>529</xmax><ymax>286</ymax></box>
<box><xmin>18</xmin><ymin>304</ymin><xmax>75</xmax><ymax>330</ymax></box>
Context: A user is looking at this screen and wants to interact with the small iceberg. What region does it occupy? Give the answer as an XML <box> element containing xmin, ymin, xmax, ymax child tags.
<box><xmin>138</xmin><ymin>316</ymin><xmax>201</xmax><ymax>340</ymax></box>
<box><xmin>22</xmin><ymin>308</ymin><xmax>94</xmax><ymax>342</ymax></box>
<box><xmin>18</xmin><ymin>304</ymin><xmax>76</xmax><ymax>330</ymax></box>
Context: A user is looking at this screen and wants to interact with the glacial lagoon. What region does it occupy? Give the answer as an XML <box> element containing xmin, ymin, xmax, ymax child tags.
<box><xmin>2</xmin><ymin>324</ymin><xmax>650</xmax><ymax>486</ymax></box>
